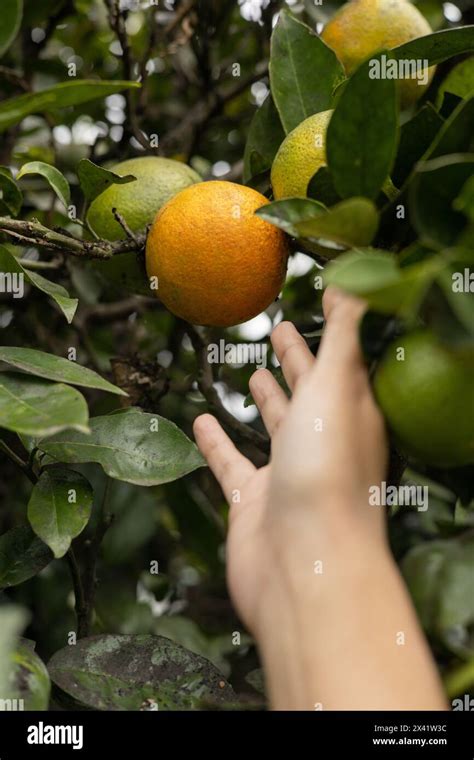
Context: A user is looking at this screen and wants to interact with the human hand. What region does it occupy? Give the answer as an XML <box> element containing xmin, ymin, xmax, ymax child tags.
<box><xmin>194</xmin><ymin>288</ymin><xmax>447</xmax><ymax>710</ymax></box>
<box><xmin>193</xmin><ymin>288</ymin><xmax>388</xmax><ymax>636</ymax></box>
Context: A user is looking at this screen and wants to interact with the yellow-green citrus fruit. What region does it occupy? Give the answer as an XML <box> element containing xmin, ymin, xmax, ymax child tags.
<box><xmin>146</xmin><ymin>180</ymin><xmax>289</xmax><ymax>327</ymax></box>
<box><xmin>374</xmin><ymin>331</ymin><xmax>474</xmax><ymax>468</ymax></box>
<box><xmin>86</xmin><ymin>156</ymin><xmax>201</xmax><ymax>241</ymax></box>
<box><xmin>271</xmin><ymin>110</ymin><xmax>332</xmax><ymax>200</ymax></box>
<box><xmin>321</xmin><ymin>0</ymin><xmax>435</xmax><ymax>107</ymax></box>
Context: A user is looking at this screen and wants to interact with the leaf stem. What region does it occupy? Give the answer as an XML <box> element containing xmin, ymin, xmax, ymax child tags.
<box><xmin>0</xmin><ymin>439</ymin><xmax>38</xmax><ymax>483</ymax></box>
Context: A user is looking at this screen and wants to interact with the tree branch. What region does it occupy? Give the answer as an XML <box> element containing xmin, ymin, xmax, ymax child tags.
<box><xmin>187</xmin><ymin>324</ymin><xmax>269</xmax><ymax>454</ymax></box>
<box><xmin>104</xmin><ymin>0</ymin><xmax>152</xmax><ymax>152</ymax></box>
<box><xmin>159</xmin><ymin>63</ymin><xmax>268</xmax><ymax>157</ymax></box>
<box><xmin>68</xmin><ymin>479</ymin><xmax>114</xmax><ymax>639</ymax></box>
<box><xmin>0</xmin><ymin>439</ymin><xmax>38</xmax><ymax>484</ymax></box>
<box><xmin>0</xmin><ymin>216</ymin><xmax>145</xmax><ymax>259</ymax></box>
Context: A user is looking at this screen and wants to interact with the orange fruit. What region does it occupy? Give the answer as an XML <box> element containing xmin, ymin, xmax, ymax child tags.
<box><xmin>146</xmin><ymin>181</ymin><xmax>289</xmax><ymax>327</ymax></box>
<box><xmin>321</xmin><ymin>0</ymin><xmax>435</xmax><ymax>107</ymax></box>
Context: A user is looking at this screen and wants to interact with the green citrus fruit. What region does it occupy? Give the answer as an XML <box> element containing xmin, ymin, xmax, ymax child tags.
<box><xmin>321</xmin><ymin>0</ymin><xmax>435</xmax><ymax>107</ymax></box>
<box><xmin>271</xmin><ymin>110</ymin><xmax>332</xmax><ymax>200</ymax></box>
<box><xmin>86</xmin><ymin>156</ymin><xmax>201</xmax><ymax>241</ymax></box>
<box><xmin>374</xmin><ymin>330</ymin><xmax>474</xmax><ymax>468</ymax></box>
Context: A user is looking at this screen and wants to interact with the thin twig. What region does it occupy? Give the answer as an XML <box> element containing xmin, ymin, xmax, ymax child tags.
<box><xmin>159</xmin><ymin>63</ymin><xmax>268</xmax><ymax>156</ymax></box>
<box><xmin>104</xmin><ymin>0</ymin><xmax>151</xmax><ymax>152</ymax></box>
<box><xmin>0</xmin><ymin>216</ymin><xmax>145</xmax><ymax>259</ymax></box>
<box><xmin>66</xmin><ymin>548</ymin><xmax>88</xmax><ymax>637</ymax></box>
<box><xmin>112</xmin><ymin>208</ymin><xmax>139</xmax><ymax>243</ymax></box>
<box><xmin>0</xmin><ymin>439</ymin><xmax>38</xmax><ymax>484</ymax></box>
<box><xmin>187</xmin><ymin>325</ymin><xmax>269</xmax><ymax>453</ymax></box>
<box><xmin>19</xmin><ymin>256</ymin><xmax>64</xmax><ymax>271</ymax></box>
<box><xmin>68</xmin><ymin>479</ymin><xmax>114</xmax><ymax>639</ymax></box>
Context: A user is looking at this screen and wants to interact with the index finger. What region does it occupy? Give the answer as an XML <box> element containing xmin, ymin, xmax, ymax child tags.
<box><xmin>316</xmin><ymin>287</ymin><xmax>367</xmax><ymax>376</ymax></box>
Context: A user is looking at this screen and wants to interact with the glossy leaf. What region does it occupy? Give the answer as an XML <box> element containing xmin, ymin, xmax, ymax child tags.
<box><xmin>255</xmin><ymin>197</ymin><xmax>326</xmax><ymax>236</ymax></box>
<box><xmin>243</xmin><ymin>96</ymin><xmax>285</xmax><ymax>183</ymax></box>
<box><xmin>0</xmin><ymin>0</ymin><xmax>22</xmax><ymax>57</ymax></box>
<box><xmin>436</xmin><ymin>57</ymin><xmax>474</xmax><ymax>109</ymax></box>
<box><xmin>0</xmin><ymin>346</ymin><xmax>127</xmax><ymax>396</ymax></box>
<box><xmin>295</xmin><ymin>197</ymin><xmax>379</xmax><ymax>248</ymax></box>
<box><xmin>17</xmin><ymin>161</ymin><xmax>70</xmax><ymax>208</ymax></box>
<box><xmin>0</xmin><ymin>526</ymin><xmax>53</xmax><ymax>589</ymax></box>
<box><xmin>77</xmin><ymin>158</ymin><xmax>137</xmax><ymax>203</ymax></box>
<box><xmin>409</xmin><ymin>155</ymin><xmax>474</xmax><ymax>248</ymax></box>
<box><xmin>269</xmin><ymin>10</ymin><xmax>344</xmax><ymax>133</ymax></box>
<box><xmin>27</xmin><ymin>469</ymin><xmax>93</xmax><ymax>558</ymax></box>
<box><xmin>392</xmin><ymin>104</ymin><xmax>444</xmax><ymax>188</ymax></box>
<box><xmin>0</xmin><ymin>607</ymin><xmax>27</xmax><ymax>701</ymax></box>
<box><xmin>0</xmin><ymin>373</ymin><xmax>89</xmax><ymax>437</ymax></box>
<box><xmin>38</xmin><ymin>408</ymin><xmax>205</xmax><ymax>486</ymax></box>
<box><xmin>402</xmin><ymin>536</ymin><xmax>474</xmax><ymax>656</ymax></box>
<box><xmin>0</xmin><ymin>80</ymin><xmax>140</xmax><ymax>133</ymax></box>
<box><xmin>327</xmin><ymin>53</ymin><xmax>398</xmax><ymax>199</ymax></box>
<box><xmin>323</xmin><ymin>248</ymin><xmax>442</xmax><ymax>316</ymax></box>
<box><xmin>9</xmin><ymin>640</ymin><xmax>51</xmax><ymax>710</ymax></box>
<box><xmin>0</xmin><ymin>244</ymin><xmax>78</xmax><ymax>322</ymax></box>
<box><xmin>0</xmin><ymin>166</ymin><xmax>22</xmax><ymax>216</ymax></box>
<box><xmin>393</xmin><ymin>26</ymin><xmax>474</xmax><ymax>67</ymax></box>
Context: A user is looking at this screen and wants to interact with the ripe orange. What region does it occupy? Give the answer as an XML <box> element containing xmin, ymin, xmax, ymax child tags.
<box><xmin>145</xmin><ymin>181</ymin><xmax>289</xmax><ymax>327</ymax></box>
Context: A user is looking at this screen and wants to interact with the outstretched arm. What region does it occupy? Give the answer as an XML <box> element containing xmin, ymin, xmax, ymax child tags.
<box><xmin>194</xmin><ymin>289</ymin><xmax>448</xmax><ymax>710</ymax></box>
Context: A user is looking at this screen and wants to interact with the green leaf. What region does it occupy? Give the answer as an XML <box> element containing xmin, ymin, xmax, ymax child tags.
<box><xmin>9</xmin><ymin>640</ymin><xmax>51</xmax><ymax>710</ymax></box>
<box><xmin>269</xmin><ymin>10</ymin><xmax>344</xmax><ymax>133</ymax></box>
<box><xmin>392</xmin><ymin>26</ymin><xmax>474</xmax><ymax>67</ymax></box>
<box><xmin>436</xmin><ymin>258</ymin><xmax>474</xmax><ymax>337</ymax></box>
<box><xmin>243</xmin><ymin>96</ymin><xmax>285</xmax><ymax>183</ymax></box>
<box><xmin>295</xmin><ymin>197</ymin><xmax>379</xmax><ymax>248</ymax></box>
<box><xmin>0</xmin><ymin>244</ymin><xmax>78</xmax><ymax>322</ymax></box>
<box><xmin>436</xmin><ymin>57</ymin><xmax>474</xmax><ymax>109</ymax></box>
<box><xmin>48</xmin><ymin>634</ymin><xmax>234</xmax><ymax>710</ymax></box>
<box><xmin>0</xmin><ymin>346</ymin><xmax>127</xmax><ymax>396</ymax></box>
<box><xmin>77</xmin><ymin>158</ymin><xmax>137</xmax><ymax>203</ymax></box>
<box><xmin>0</xmin><ymin>373</ymin><xmax>89</xmax><ymax>437</ymax></box>
<box><xmin>409</xmin><ymin>154</ymin><xmax>474</xmax><ymax>248</ymax></box>
<box><xmin>17</xmin><ymin>161</ymin><xmax>70</xmax><ymax>209</ymax></box>
<box><xmin>455</xmin><ymin>174</ymin><xmax>474</xmax><ymax>222</ymax></box>
<box><xmin>0</xmin><ymin>166</ymin><xmax>22</xmax><ymax>216</ymax></box>
<box><xmin>0</xmin><ymin>0</ymin><xmax>23</xmax><ymax>57</ymax></box>
<box><xmin>402</xmin><ymin>536</ymin><xmax>474</xmax><ymax>656</ymax></box>
<box><xmin>255</xmin><ymin>197</ymin><xmax>326</xmax><ymax>236</ymax></box>
<box><xmin>327</xmin><ymin>53</ymin><xmax>398</xmax><ymax>199</ymax></box>
<box><xmin>428</xmin><ymin>93</ymin><xmax>474</xmax><ymax>159</ymax></box>
<box><xmin>307</xmin><ymin>166</ymin><xmax>340</xmax><ymax>206</ymax></box>
<box><xmin>0</xmin><ymin>79</ymin><xmax>140</xmax><ymax>133</ymax></box>
<box><xmin>323</xmin><ymin>249</ymin><xmax>442</xmax><ymax>316</ymax></box>
<box><xmin>0</xmin><ymin>607</ymin><xmax>27</xmax><ymax>701</ymax></box>
<box><xmin>392</xmin><ymin>104</ymin><xmax>444</xmax><ymax>188</ymax></box>
<box><xmin>27</xmin><ymin>469</ymin><xmax>93</xmax><ymax>558</ymax></box>
<box><xmin>0</xmin><ymin>526</ymin><xmax>53</xmax><ymax>589</ymax></box>
<box><xmin>256</xmin><ymin>197</ymin><xmax>378</xmax><ymax>248</ymax></box>
<box><xmin>38</xmin><ymin>408</ymin><xmax>205</xmax><ymax>486</ymax></box>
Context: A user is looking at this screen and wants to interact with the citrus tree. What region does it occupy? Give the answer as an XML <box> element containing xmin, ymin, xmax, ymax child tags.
<box><xmin>0</xmin><ymin>0</ymin><xmax>473</xmax><ymax>711</ymax></box>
